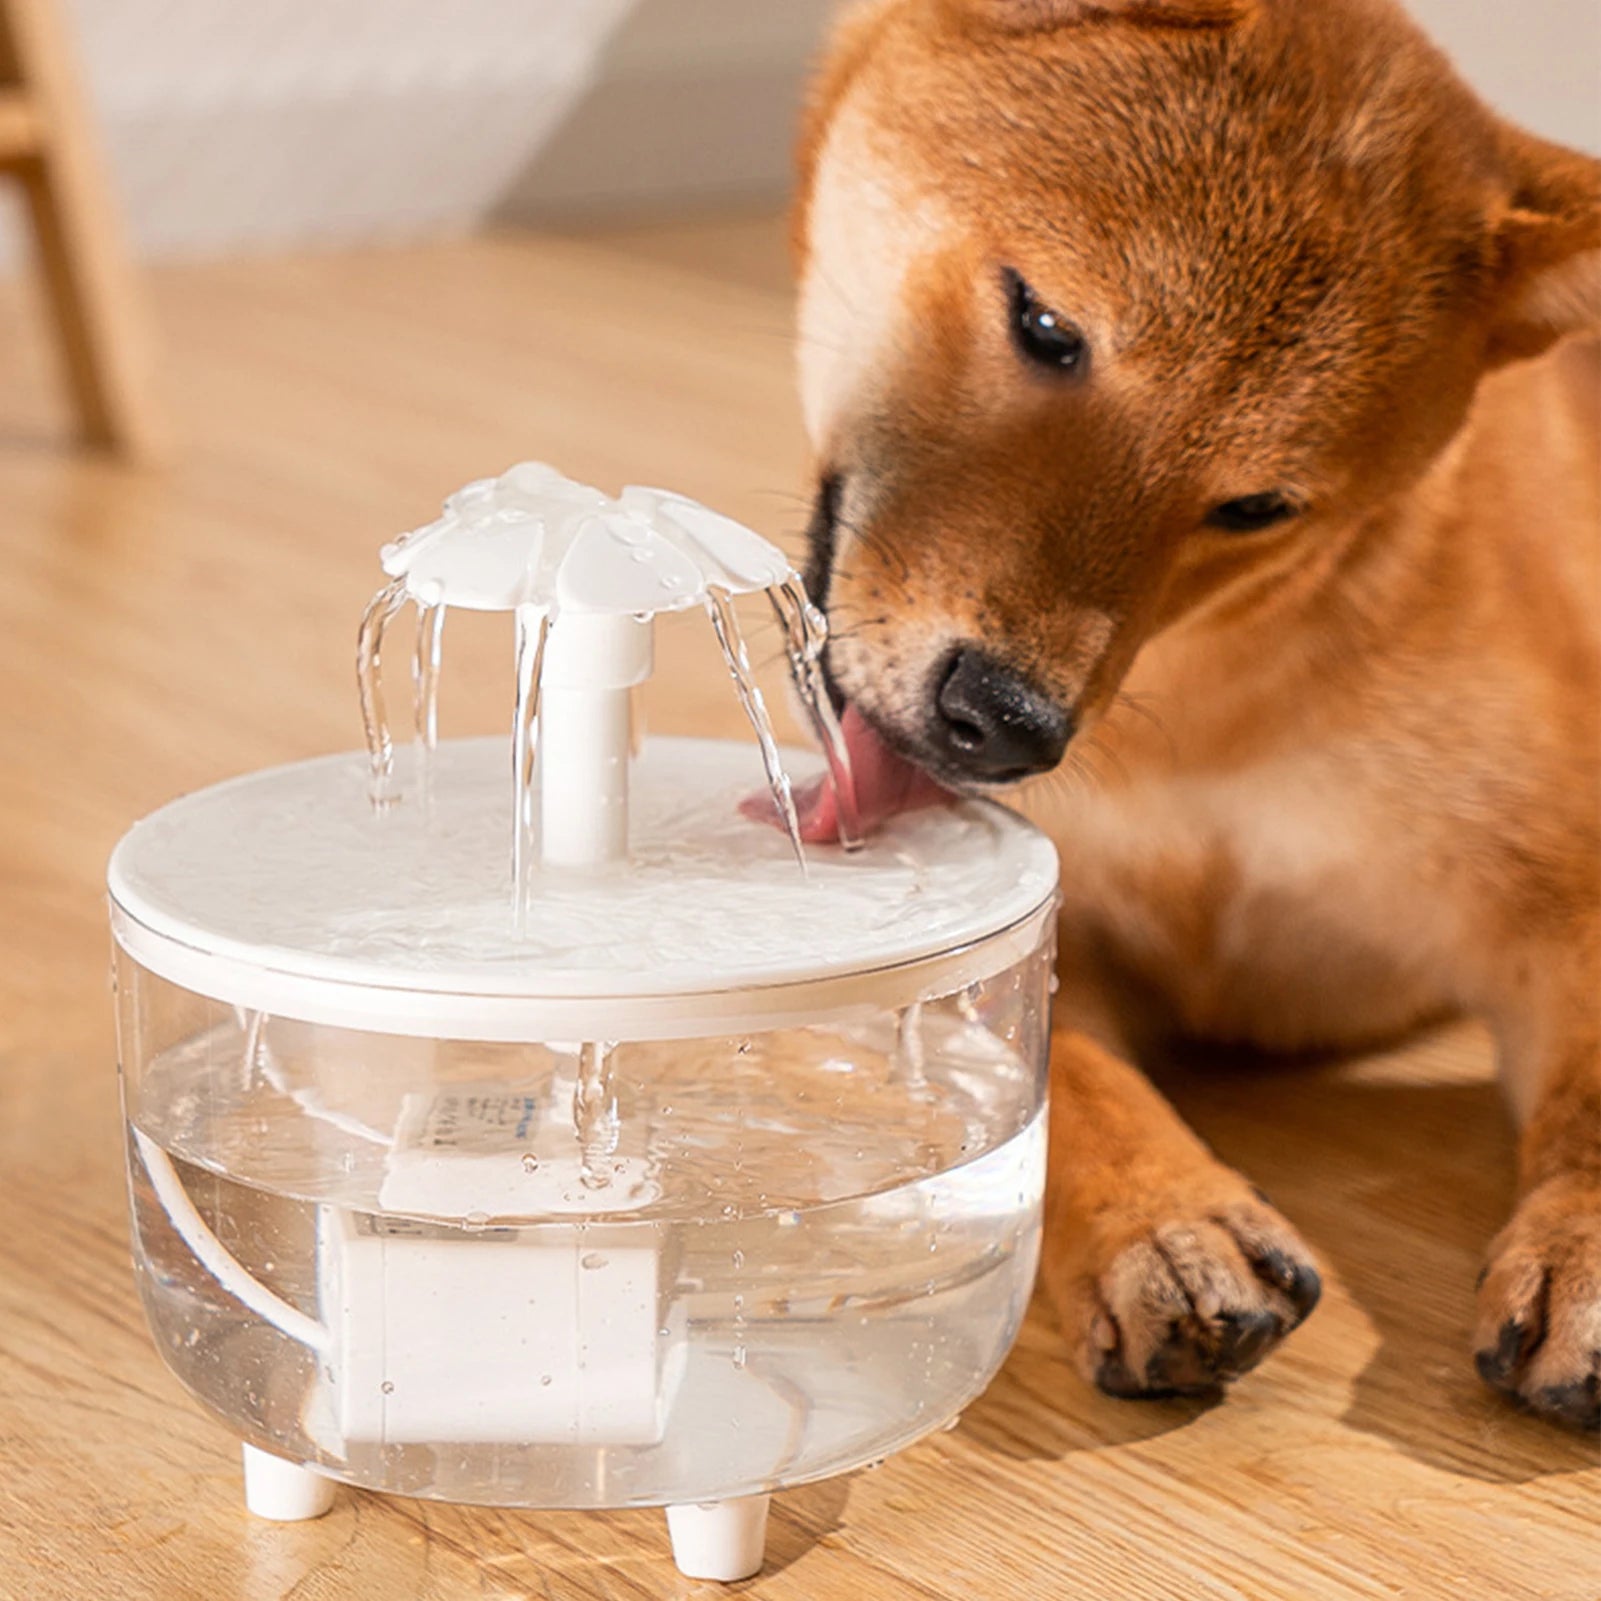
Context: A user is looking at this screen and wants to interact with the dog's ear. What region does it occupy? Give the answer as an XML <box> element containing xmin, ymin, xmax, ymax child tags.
<box><xmin>966</xmin><ymin>0</ymin><xmax>1248</xmax><ymax>31</ymax></box>
<box><xmin>1487</xmin><ymin>129</ymin><xmax>1601</xmax><ymax>365</ymax></box>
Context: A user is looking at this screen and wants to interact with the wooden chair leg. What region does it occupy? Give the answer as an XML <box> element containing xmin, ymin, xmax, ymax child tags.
<box><xmin>1</xmin><ymin>0</ymin><xmax>163</xmax><ymax>457</ymax></box>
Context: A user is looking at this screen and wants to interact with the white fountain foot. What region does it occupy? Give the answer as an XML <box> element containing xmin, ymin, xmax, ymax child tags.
<box><xmin>241</xmin><ymin>1443</ymin><xmax>337</xmax><ymax>1521</ymax></box>
<box><xmin>666</xmin><ymin>1494</ymin><xmax>770</xmax><ymax>1582</ymax></box>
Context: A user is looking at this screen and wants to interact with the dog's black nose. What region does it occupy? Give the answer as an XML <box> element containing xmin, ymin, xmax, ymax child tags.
<box><xmin>933</xmin><ymin>648</ymin><xmax>1073</xmax><ymax>781</ymax></box>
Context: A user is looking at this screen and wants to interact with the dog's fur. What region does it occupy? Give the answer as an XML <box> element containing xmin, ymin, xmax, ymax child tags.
<box><xmin>794</xmin><ymin>0</ymin><xmax>1601</xmax><ymax>1426</ymax></box>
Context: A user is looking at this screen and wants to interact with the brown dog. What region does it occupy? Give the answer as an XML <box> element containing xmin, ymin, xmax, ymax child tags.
<box><xmin>789</xmin><ymin>0</ymin><xmax>1600</xmax><ymax>1428</ymax></box>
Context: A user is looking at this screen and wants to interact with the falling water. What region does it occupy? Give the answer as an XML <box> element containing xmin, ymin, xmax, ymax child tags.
<box><xmin>411</xmin><ymin>599</ymin><xmax>444</xmax><ymax>811</ymax></box>
<box><xmin>705</xmin><ymin>587</ymin><xmax>806</xmax><ymax>868</ymax></box>
<box><xmin>241</xmin><ymin>1008</ymin><xmax>269</xmax><ymax>1088</ymax></box>
<box><xmin>895</xmin><ymin>1002</ymin><xmax>927</xmax><ymax>1090</ymax></box>
<box><xmin>511</xmin><ymin>606</ymin><xmax>552</xmax><ymax>936</ymax></box>
<box><xmin>574</xmin><ymin>1040</ymin><xmax>620</xmax><ymax>1190</ymax></box>
<box><xmin>356</xmin><ymin>577</ymin><xmax>410</xmax><ymax>809</ymax></box>
<box><xmin>769</xmin><ymin>574</ymin><xmax>862</xmax><ymax>851</ymax></box>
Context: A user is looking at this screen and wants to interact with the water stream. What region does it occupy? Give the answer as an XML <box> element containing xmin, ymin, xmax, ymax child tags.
<box><xmin>769</xmin><ymin>574</ymin><xmax>862</xmax><ymax>851</ymax></box>
<box><xmin>511</xmin><ymin>606</ymin><xmax>552</xmax><ymax>937</ymax></box>
<box><xmin>356</xmin><ymin>577</ymin><xmax>410</xmax><ymax>809</ymax></box>
<box><xmin>895</xmin><ymin>1002</ymin><xmax>927</xmax><ymax>1090</ymax></box>
<box><xmin>574</xmin><ymin>1039</ymin><xmax>620</xmax><ymax>1190</ymax></box>
<box><xmin>411</xmin><ymin>600</ymin><xmax>444</xmax><ymax>811</ymax></box>
<box><xmin>705</xmin><ymin>587</ymin><xmax>806</xmax><ymax>868</ymax></box>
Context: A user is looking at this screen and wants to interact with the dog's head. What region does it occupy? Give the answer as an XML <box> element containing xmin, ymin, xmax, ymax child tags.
<box><xmin>793</xmin><ymin>0</ymin><xmax>1600</xmax><ymax>809</ymax></box>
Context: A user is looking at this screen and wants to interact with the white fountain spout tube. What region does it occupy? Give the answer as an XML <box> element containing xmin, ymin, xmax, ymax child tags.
<box><xmin>540</xmin><ymin>611</ymin><xmax>653</xmax><ymax>868</ymax></box>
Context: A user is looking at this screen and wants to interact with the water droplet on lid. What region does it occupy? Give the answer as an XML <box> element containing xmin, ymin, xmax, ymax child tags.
<box><xmin>540</xmin><ymin>1374</ymin><xmax>553</xmax><ymax>1387</ymax></box>
<box><xmin>381</xmin><ymin>1380</ymin><xmax>395</xmax><ymax>1394</ymax></box>
<box><xmin>464</xmin><ymin>1210</ymin><xmax>489</xmax><ymax>1231</ymax></box>
<box><xmin>581</xmin><ymin>1252</ymin><xmax>608</xmax><ymax>1271</ymax></box>
<box><xmin>521</xmin><ymin>1153</ymin><xmax>539</xmax><ymax>1173</ymax></box>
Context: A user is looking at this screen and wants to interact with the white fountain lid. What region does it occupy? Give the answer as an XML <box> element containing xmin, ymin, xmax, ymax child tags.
<box><xmin>109</xmin><ymin>737</ymin><xmax>1058</xmax><ymax>1041</ymax></box>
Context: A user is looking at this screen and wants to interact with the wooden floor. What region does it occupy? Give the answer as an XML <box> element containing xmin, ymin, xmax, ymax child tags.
<box><xmin>0</xmin><ymin>216</ymin><xmax>1595</xmax><ymax>1601</ymax></box>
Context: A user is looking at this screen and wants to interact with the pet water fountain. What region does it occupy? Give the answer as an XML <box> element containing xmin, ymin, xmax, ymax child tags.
<box><xmin>109</xmin><ymin>464</ymin><xmax>1058</xmax><ymax>1581</ymax></box>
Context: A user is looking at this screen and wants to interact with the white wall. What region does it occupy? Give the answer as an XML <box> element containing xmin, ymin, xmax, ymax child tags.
<box><xmin>7</xmin><ymin>0</ymin><xmax>1593</xmax><ymax>256</ymax></box>
<box><xmin>502</xmin><ymin>0</ymin><xmax>1600</xmax><ymax>222</ymax></box>
<box><xmin>44</xmin><ymin>0</ymin><xmax>638</xmax><ymax>258</ymax></box>
<box><xmin>498</xmin><ymin>0</ymin><xmax>837</xmax><ymax>220</ymax></box>
<box><xmin>1408</xmin><ymin>0</ymin><xmax>1600</xmax><ymax>155</ymax></box>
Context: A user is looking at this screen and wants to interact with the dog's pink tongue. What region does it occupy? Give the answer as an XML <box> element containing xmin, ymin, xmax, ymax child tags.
<box><xmin>739</xmin><ymin>705</ymin><xmax>950</xmax><ymax>844</ymax></box>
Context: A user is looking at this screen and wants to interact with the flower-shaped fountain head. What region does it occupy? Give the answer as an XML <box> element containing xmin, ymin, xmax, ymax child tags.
<box><xmin>381</xmin><ymin>462</ymin><xmax>793</xmax><ymax>616</ymax></box>
<box><xmin>357</xmin><ymin>464</ymin><xmax>862</xmax><ymax>908</ymax></box>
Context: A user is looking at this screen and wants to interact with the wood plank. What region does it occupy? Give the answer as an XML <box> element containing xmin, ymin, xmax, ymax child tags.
<box><xmin>0</xmin><ymin>85</ymin><xmax>40</xmax><ymax>160</ymax></box>
<box><xmin>0</xmin><ymin>220</ymin><xmax>1594</xmax><ymax>1601</ymax></box>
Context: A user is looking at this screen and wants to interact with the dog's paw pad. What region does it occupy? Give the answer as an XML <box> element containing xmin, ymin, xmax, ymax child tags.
<box><xmin>1063</xmin><ymin>1195</ymin><xmax>1321</xmax><ymax>1401</ymax></box>
<box><xmin>1474</xmin><ymin>1175</ymin><xmax>1601</xmax><ymax>1433</ymax></box>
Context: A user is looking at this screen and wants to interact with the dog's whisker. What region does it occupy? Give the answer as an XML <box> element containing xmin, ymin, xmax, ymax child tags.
<box><xmin>1082</xmin><ymin>732</ymin><xmax>1131</xmax><ymax>789</ymax></box>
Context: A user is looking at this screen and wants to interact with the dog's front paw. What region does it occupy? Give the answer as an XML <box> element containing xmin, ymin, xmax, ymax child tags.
<box><xmin>1045</xmin><ymin>1181</ymin><xmax>1322</xmax><ymax>1400</ymax></box>
<box><xmin>1474</xmin><ymin>1175</ymin><xmax>1601</xmax><ymax>1431</ymax></box>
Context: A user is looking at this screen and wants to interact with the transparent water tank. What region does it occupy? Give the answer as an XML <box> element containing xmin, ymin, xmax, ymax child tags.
<box><xmin>111</xmin><ymin>736</ymin><xmax>1057</xmax><ymax>1519</ymax></box>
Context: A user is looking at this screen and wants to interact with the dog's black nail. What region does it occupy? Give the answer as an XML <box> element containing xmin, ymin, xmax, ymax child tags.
<box><xmin>1256</xmin><ymin>1249</ymin><xmax>1322</xmax><ymax>1321</ymax></box>
<box><xmin>1094</xmin><ymin>1353</ymin><xmax>1150</xmax><ymax>1399</ymax></box>
<box><xmin>1476</xmin><ymin>1318</ymin><xmax>1531</xmax><ymax>1387</ymax></box>
<box><xmin>1146</xmin><ymin>1326</ymin><xmax>1220</xmax><ymax>1395</ymax></box>
<box><xmin>1214</xmin><ymin>1309</ymin><xmax>1278</xmax><ymax>1376</ymax></box>
<box><xmin>1531</xmin><ymin>1378</ymin><xmax>1601</xmax><ymax>1433</ymax></box>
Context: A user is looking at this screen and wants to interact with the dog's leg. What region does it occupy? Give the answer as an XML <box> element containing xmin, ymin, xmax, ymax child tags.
<box><xmin>1042</xmin><ymin>1024</ymin><xmax>1322</xmax><ymax>1399</ymax></box>
<box><xmin>1475</xmin><ymin>931</ymin><xmax>1601</xmax><ymax>1430</ymax></box>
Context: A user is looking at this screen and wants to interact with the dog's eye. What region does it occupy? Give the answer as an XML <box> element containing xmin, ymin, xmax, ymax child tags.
<box><xmin>1207</xmin><ymin>494</ymin><xmax>1298</xmax><ymax>533</ymax></box>
<box><xmin>1005</xmin><ymin>270</ymin><xmax>1088</xmax><ymax>375</ymax></box>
